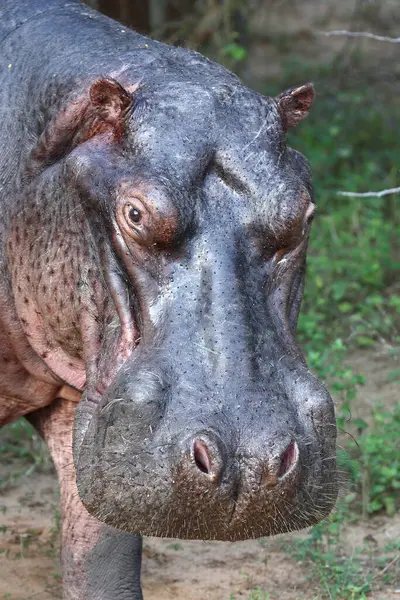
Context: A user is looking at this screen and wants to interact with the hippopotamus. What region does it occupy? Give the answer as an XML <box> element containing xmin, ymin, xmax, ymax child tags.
<box><xmin>0</xmin><ymin>1</ymin><xmax>337</xmax><ymax>598</ymax></box>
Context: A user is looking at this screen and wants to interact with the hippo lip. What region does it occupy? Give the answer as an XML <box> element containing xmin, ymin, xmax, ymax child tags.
<box><xmin>90</xmin><ymin>468</ymin><xmax>335</xmax><ymax>541</ymax></box>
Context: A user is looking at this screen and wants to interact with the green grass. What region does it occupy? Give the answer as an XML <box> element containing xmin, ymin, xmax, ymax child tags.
<box><xmin>344</xmin><ymin>402</ymin><xmax>400</xmax><ymax>517</ymax></box>
<box><xmin>0</xmin><ymin>419</ymin><xmax>50</xmax><ymax>489</ymax></box>
<box><xmin>293</xmin><ymin>90</ymin><xmax>399</xmax><ymax>356</ymax></box>
<box><xmin>290</xmin><ymin>88</ymin><xmax>400</xmax><ymax>518</ymax></box>
<box><xmin>282</xmin><ymin>499</ymin><xmax>400</xmax><ymax>600</ymax></box>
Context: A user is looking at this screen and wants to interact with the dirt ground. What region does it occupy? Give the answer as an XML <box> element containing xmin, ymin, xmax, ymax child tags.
<box><xmin>0</xmin><ymin>349</ymin><xmax>399</xmax><ymax>600</ymax></box>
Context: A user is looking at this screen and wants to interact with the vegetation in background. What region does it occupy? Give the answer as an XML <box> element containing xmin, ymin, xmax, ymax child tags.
<box><xmin>292</xmin><ymin>92</ymin><xmax>399</xmax><ymax>349</ymax></box>
<box><xmin>344</xmin><ymin>403</ymin><xmax>400</xmax><ymax>518</ymax></box>
<box><xmin>276</xmin><ymin>69</ymin><xmax>399</xmax><ymax>600</ymax></box>
<box><xmin>0</xmin><ymin>419</ymin><xmax>49</xmax><ymax>489</ymax></box>
<box><xmin>283</xmin><ymin>500</ymin><xmax>400</xmax><ymax>600</ymax></box>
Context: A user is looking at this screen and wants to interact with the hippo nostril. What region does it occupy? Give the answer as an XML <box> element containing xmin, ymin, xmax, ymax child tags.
<box><xmin>277</xmin><ymin>440</ymin><xmax>298</xmax><ymax>479</ymax></box>
<box><xmin>193</xmin><ymin>439</ymin><xmax>212</xmax><ymax>475</ymax></box>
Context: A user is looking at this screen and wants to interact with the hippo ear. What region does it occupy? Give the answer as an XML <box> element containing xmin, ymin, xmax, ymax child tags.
<box><xmin>70</xmin><ymin>77</ymin><xmax>134</xmax><ymax>146</ymax></box>
<box><xmin>276</xmin><ymin>83</ymin><xmax>315</xmax><ymax>132</ymax></box>
<box><xmin>27</xmin><ymin>78</ymin><xmax>134</xmax><ymax>175</ymax></box>
<box><xmin>89</xmin><ymin>78</ymin><xmax>133</xmax><ymax>126</ymax></box>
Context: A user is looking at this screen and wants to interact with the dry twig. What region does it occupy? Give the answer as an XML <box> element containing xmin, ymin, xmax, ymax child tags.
<box><xmin>318</xmin><ymin>30</ymin><xmax>400</xmax><ymax>44</ymax></box>
<box><xmin>337</xmin><ymin>187</ymin><xmax>400</xmax><ymax>198</ymax></box>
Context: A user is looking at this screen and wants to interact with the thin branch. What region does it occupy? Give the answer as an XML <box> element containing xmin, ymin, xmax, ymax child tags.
<box><xmin>372</xmin><ymin>553</ymin><xmax>400</xmax><ymax>580</ymax></box>
<box><xmin>337</xmin><ymin>187</ymin><xmax>400</xmax><ymax>198</ymax></box>
<box><xmin>318</xmin><ymin>30</ymin><xmax>400</xmax><ymax>44</ymax></box>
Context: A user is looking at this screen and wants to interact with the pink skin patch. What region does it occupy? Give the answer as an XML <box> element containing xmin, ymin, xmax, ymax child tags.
<box><xmin>193</xmin><ymin>439</ymin><xmax>212</xmax><ymax>475</ymax></box>
<box><xmin>277</xmin><ymin>440</ymin><xmax>298</xmax><ymax>479</ymax></box>
<box><xmin>304</xmin><ymin>202</ymin><xmax>315</xmax><ymax>226</ymax></box>
<box><xmin>16</xmin><ymin>296</ymin><xmax>86</xmax><ymax>390</ymax></box>
<box><xmin>34</xmin><ymin>399</ymin><xmax>109</xmax><ymax>598</ymax></box>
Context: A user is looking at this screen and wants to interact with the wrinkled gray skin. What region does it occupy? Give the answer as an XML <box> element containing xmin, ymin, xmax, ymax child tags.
<box><xmin>0</xmin><ymin>1</ymin><xmax>337</xmax><ymax>598</ymax></box>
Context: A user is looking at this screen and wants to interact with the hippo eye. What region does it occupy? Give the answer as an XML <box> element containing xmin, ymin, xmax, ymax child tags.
<box><xmin>128</xmin><ymin>207</ymin><xmax>142</xmax><ymax>224</ymax></box>
<box><xmin>122</xmin><ymin>200</ymin><xmax>146</xmax><ymax>233</ymax></box>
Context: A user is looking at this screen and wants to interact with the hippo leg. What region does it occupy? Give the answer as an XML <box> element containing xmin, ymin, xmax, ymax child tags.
<box><xmin>28</xmin><ymin>399</ymin><xmax>143</xmax><ymax>600</ymax></box>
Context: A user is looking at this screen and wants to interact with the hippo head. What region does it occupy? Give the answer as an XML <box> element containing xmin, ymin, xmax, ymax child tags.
<box><xmin>18</xmin><ymin>69</ymin><xmax>337</xmax><ymax>540</ymax></box>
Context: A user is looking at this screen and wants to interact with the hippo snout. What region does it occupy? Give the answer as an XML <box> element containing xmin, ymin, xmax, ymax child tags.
<box><xmin>74</xmin><ymin>361</ymin><xmax>336</xmax><ymax>541</ymax></box>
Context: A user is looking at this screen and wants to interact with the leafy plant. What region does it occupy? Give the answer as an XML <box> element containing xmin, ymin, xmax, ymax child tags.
<box><xmin>284</xmin><ymin>502</ymin><xmax>370</xmax><ymax>599</ymax></box>
<box><xmin>0</xmin><ymin>419</ymin><xmax>50</xmax><ymax>489</ymax></box>
<box><xmin>292</xmin><ymin>92</ymin><xmax>399</xmax><ymax>352</ymax></box>
<box><xmin>346</xmin><ymin>403</ymin><xmax>400</xmax><ymax>516</ymax></box>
